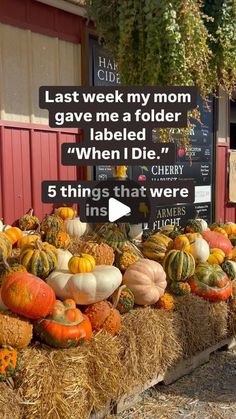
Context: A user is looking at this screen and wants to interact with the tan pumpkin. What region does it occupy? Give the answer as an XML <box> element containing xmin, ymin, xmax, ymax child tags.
<box><xmin>208</xmin><ymin>248</ymin><xmax>225</xmax><ymax>265</ymax></box>
<box><xmin>123</xmin><ymin>259</ymin><xmax>167</xmax><ymax>305</ymax></box>
<box><xmin>0</xmin><ymin>311</ymin><xmax>33</xmax><ymax>349</ymax></box>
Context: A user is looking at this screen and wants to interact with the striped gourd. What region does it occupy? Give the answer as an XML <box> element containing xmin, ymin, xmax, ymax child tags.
<box><xmin>20</xmin><ymin>240</ymin><xmax>57</xmax><ymax>279</ymax></box>
<box><xmin>163</xmin><ymin>249</ymin><xmax>195</xmax><ymax>282</ymax></box>
<box><xmin>142</xmin><ymin>233</ymin><xmax>173</xmax><ymax>262</ymax></box>
<box><xmin>0</xmin><ymin>233</ymin><xmax>12</xmax><ymax>263</ymax></box>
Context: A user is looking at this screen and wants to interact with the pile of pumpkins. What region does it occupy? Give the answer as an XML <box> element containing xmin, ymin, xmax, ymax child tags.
<box><xmin>0</xmin><ymin>207</ymin><xmax>236</xmax><ymax>382</ymax></box>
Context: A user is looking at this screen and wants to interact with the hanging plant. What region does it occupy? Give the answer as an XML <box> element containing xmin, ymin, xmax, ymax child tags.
<box><xmin>86</xmin><ymin>0</ymin><xmax>236</xmax><ymax>147</ymax></box>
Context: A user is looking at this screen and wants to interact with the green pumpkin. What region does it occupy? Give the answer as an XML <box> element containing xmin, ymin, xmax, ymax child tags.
<box><xmin>111</xmin><ymin>285</ymin><xmax>135</xmax><ymax>314</ymax></box>
<box><xmin>221</xmin><ymin>260</ymin><xmax>236</xmax><ymax>280</ymax></box>
<box><xmin>184</xmin><ymin>219</ymin><xmax>203</xmax><ymax>233</ymax></box>
<box><xmin>20</xmin><ymin>240</ymin><xmax>57</xmax><ymax>279</ymax></box>
<box><xmin>170</xmin><ymin>281</ymin><xmax>191</xmax><ymax>296</ymax></box>
<box><xmin>163</xmin><ymin>249</ymin><xmax>195</xmax><ymax>282</ymax></box>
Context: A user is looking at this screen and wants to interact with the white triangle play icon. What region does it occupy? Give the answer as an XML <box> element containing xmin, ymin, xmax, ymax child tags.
<box><xmin>108</xmin><ymin>198</ymin><xmax>131</xmax><ymax>222</ymax></box>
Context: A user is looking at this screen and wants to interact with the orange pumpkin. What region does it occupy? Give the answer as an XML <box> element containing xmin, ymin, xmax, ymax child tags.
<box><xmin>173</xmin><ymin>235</ymin><xmax>190</xmax><ymax>252</ymax></box>
<box><xmin>85</xmin><ymin>300</ymin><xmax>121</xmax><ymax>336</ymax></box>
<box><xmin>1</xmin><ymin>271</ymin><xmax>56</xmax><ymax>319</ymax></box>
<box><xmin>4</xmin><ymin>227</ymin><xmax>23</xmax><ymax>245</ymax></box>
<box><xmin>201</xmin><ymin>230</ymin><xmax>232</xmax><ymax>256</ymax></box>
<box><xmin>35</xmin><ymin>299</ymin><xmax>92</xmax><ymax>348</ymax></box>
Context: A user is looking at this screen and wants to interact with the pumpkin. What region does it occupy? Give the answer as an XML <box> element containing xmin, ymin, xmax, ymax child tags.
<box><xmin>228</xmin><ymin>247</ymin><xmax>236</xmax><ymax>261</ymax></box>
<box><xmin>169</xmin><ymin>226</ymin><xmax>183</xmax><ymax>239</ymax></box>
<box><xmin>159</xmin><ymin>224</ymin><xmax>176</xmax><ymax>236</ymax></box>
<box><xmin>111</xmin><ymin>285</ymin><xmax>135</xmax><ymax>313</ymax></box>
<box><xmin>185</xmin><ymin>232</ymin><xmax>202</xmax><ymax>242</ymax></box>
<box><xmin>0</xmin><ymin>311</ymin><xmax>33</xmax><ymax>348</ymax></box>
<box><xmin>41</xmin><ymin>214</ymin><xmax>64</xmax><ymax>235</ymax></box>
<box><xmin>0</xmin><ymin>261</ymin><xmax>26</xmax><ymax>286</ymax></box>
<box><xmin>223</xmin><ymin>223</ymin><xmax>236</xmax><ymax>236</ymax></box>
<box><xmin>20</xmin><ymin>240</ymin><xmax>57</xmax><ymax>279</ymax></box>
<box><xmin>85</xmin><ymin>300</ymin><xmax>121</xmax><ymax>336</ymax></box>
<box><xmin>195</xmin><ymin>217</ymin><xmax>208</xmax><ymax>231</ymax></box>
<box><xmin>57</xmin><ymin>249</ymin><xmax>73</xmax><ymax>270</ymax></box>
<box><xmin>207</xmin><ymin>248</ymin><xmax>225</xmax><ymax>265</ymax></box>
<box><xmin>123</xmin><ymin>259</ymin><xmax>167</xmax><ymax>305</ymax></box>
<box><xmin>142</xmin><ymin>233</ymin><xmax>173</xmax><ymax>262</ymax></box>
<box><xmin>0</xmin><ymin>220</ymin><xmax>11</xmax><ymax>232</ymax></box>
<box><xmin>68</xmin><ymin>254</ymin><xmax>95</xmax><ymax>274</ymax></box>
<box><xmin>35</xmin><ymin>299</ymin><xmax>92</xmax><ymax>348</ymax></box>
<box><xmin>0</xmin><ymin>233</ymin><xmax>12</xmax><ymax>263</ymax></box>
<box><xmin>93</xmin><ymin>223</ymin><xmax>127</xmax><ymax>250</ymax></box>
<box><xmin>45</xmin><ymin>229</ymin><xmax>71</xmax><ymax>249</ymax></box>
<box><xmin>156</xmin><ymin>293</ymin><xmax>174</xmax><ymax>310</ymax></box>
<box><xmin>46</xmin><ymin>265</ymin><xmax>122</xmax><ymax>305</ymax></box>
<box><xmin>73</xmin><ymin>241</ymin><xmax>114</xmax><ymax>265</ymax></box>
<box><xmin>173</xmin><ymin>235</ymin><xmax>191</xmax><ymax>252</ymax></box>
<box><xmin>55</xmin><ymin>206</ymin><xmax>76</xmax><ymax>221</ymax></box>
<box><xmin>1</xmin><ymin>271</ymin><xmax>56</xmax><ymax>319</ymax></box>
<box><xmin>163</xmin><ymin>249</ymin><xmax>195</xmax><ymax>282</ymax></box>
<box><xmin>170</xmin><ymin>281</ymin><xmax>191</xmax><ymax>296</ymax></box>
<box><xmin>229</xmin><ymin>235</ymin><xmax>236</xmax><ymax>246</ymax></box>
<box><xmin>188</xmin><ymin>263</ymin><xmax>232</xmax><ymax>302</ymax></box>
<box><xmin>211</xmin><ymin>226</ymin><xmax>228</xmax><ymax>237</ymax></box>
<box><xmin>0</xmin><ymin>346</ymin><xmax>21</xmax><ymax>381</ymax></box>
<box><xmin>118</xmin><ymin>223</ymin><xmax>143</xmax><ymax>240</ymax></box>
<box><xmin>221</xmin><ymin>260</ymin><xmax>236</xmax><ymax>280</ymax></box>
<box><xmin>189</xmin><ymin>237</ymin><xmax>210</xmax><ymax>263</ymax></box>
<box><xmin>4</xmin><ymin>227</ymin><xmax>23</xmax><ymax>245</ymax></box>
<box><xmin>210</xmin><ymin>221</ymin><xmax>224</xmax><ymax>230</ymax></box>
<box><xmin>115</xmin><ymin>242</ymin><xmax>142</xmax><ymax>272</ymax></box>
<box><xmin>17</xmin><ymin>232</ymin><xmax>41</xmax><ymax>249</ymax></box>
<box><xmin>201</xmin><ymin>230</ymin><xmax>233</xmax><ymax>255</ymax></box>
<box><xmin>19</xmin><ymin>209</ymin><xmax>39</xmax><ymax>231</ymax></box>
<box><xmin>184</xmin><ymin>219</ymin><xmax>204</xmax><ymax>233</ymax></box>
<box><xmin>64</xmin><ymin>217</ymin><xmax>87</xmax><ymax>238</ymax></box>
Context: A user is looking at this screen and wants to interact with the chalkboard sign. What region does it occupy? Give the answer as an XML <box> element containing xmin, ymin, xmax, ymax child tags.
<box><xmin>89</xmin><ymin>38</ymin><xmax>215</xmax><ymax>226</ymax></box>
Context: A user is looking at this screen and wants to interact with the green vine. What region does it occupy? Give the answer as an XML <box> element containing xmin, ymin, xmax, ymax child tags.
<box><xmin>86</xmin><ymin>0</ymin><xmax>236</xmax><ymax>146</ymax></box>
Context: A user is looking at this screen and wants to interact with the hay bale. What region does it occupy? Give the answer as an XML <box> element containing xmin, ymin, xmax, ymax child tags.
<box><xmin>0</xmin><ymin>383</ymin><xmax>22</xmax><ymax>419</ymax></box>
<box><xmin>16</xmin><ymin>333</ymin><xmax>125</xmax><ymax>419</ymax></box>
<box><xmin>117</xmin><ymin>307</ymin><xmax>182</xmax><ymax>392</ymax></box>
<box><xmin>173</xmin><ymin>294</ymin><xmax>229</xmax><ymax>357</ymax></box>
<box><xmin>228</xmin><ymin>280</ymin><xmax>236</xmax><ymax>335</ymax></box>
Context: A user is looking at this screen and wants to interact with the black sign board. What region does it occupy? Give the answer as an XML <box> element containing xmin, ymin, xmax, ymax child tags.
<box><xmin>89</xmin><ymin>38</ymin><xmax>215</xmax><ymax>226</ymax></box>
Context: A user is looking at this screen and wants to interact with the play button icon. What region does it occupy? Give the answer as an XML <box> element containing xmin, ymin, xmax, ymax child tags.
<box><xmin>108</xmin><ymin>198</ymin><xmax>131</xmax><ymax>222</ymax></box>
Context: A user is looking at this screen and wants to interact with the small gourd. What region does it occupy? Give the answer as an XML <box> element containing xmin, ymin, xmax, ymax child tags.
<box><xmin>45</xmin><ymin>228</ymin><xmax>71</xmax><ymax>249</ymax></box>
<box><xmin>111</xmin><ymin>285</ymin><xmax>135</xmax><ymax>314</ymax></box>
<box><xmin>221</xmin><ymin>260</ymin><xmax>236</xmax><ymax>280</ymax></box>
<box><xmin>156</xmin><ymin>292</ymin><xmax>174</xmax><ymax>310</ymax></box>
<box><xmin>55</xmin><ymin>206</ymin><xmax>76</xmax><ymax>221</ymax></box>
<box><xmin>68</xmin><ymin>254</ymin><xmax>96</xmax><ymax>274</ymax></box>
<box><xmin>85</xmin><ymin>300</ymin><xmax>121</xmax><ymax>336</ymax></box>
<box><xmin>19</xmin><ymin>209</ymin><xmax>39</xmax><ymax>231</ymax></box>
<box><xmin>170</xmin><ymin>281</ymin><xmax>191</xmax><ymax>296</ymax></box>
<box><xmin>41</xmin><ymin>214</ymin><xmax>64</xmax><ymax>235</ymax></box>
<box><xmin>0</xmin><ymin>346</ymin><xmax>21</xmax><ymax>381</ymax></box>
<box><xmin>4</xmin><ymin>227</ymin><xmax>23</xmax><ymax>245</ymax></box>
<box><xmin>208</xmin><ymin>248</ymin><xmax>225</xmax><ymax>265</ymax></box>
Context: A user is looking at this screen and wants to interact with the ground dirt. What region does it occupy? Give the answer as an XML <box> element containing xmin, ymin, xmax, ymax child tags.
<box><xmin>107</xmin><ymin>348</ymin><xmax>236</xmax><ymax>419</ymax></box>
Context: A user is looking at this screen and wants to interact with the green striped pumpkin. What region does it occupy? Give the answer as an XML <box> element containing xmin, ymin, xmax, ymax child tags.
<box><xmin>142</xmin><ymin>233</ymin><xmax>173</xmax><ymax>263</ymax></box>
<box><xmin>20</xmin><ymin>240</ymin><xmax>57</xmax><ymax>279</ymax></box>
<box><xmin>163</xmin><ymin>249</ymin><xmax>195</xmax><ymax>282</ymax></box>
<box><xmin>0</xmin><ymin>233</ymin><xmax>12</xmax><ymax>263</ymax></box>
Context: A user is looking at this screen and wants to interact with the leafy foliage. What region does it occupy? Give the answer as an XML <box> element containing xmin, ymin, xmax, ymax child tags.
<box><xmin>87</xmin><ymin>0</ymin><xmax>236</xmax><ymax>95</ymax></box>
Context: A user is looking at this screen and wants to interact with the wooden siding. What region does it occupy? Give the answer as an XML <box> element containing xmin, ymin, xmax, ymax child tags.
<box><xmin>0</xmin><ymin>122</ymin><xmax>85</xmax><ymax>224</ymax></box>
<box><xmin>0</xmin><ymin>23</ymin><xmax>81</xmax><ymax>124</ymax></box>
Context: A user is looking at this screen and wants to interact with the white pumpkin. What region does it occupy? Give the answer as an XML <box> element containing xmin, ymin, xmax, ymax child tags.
<box><xmin>64</xmin><ymin>217</ymin><xmax>87</xmax><ymax>238</ymax></box>
<box><xmin>190</xmin><ymin>237</ymin><xmax>210</xmax><ymax>263</ymax></box>
<box><xmin>46</xmin><ymin>265</ymin><xmax>122</xmax><ymax>305</ymax></box>
<box><xmin>0</xmin><ymin>219</ymin><xmax>11</xmax><ymax>232</ymax></box>
<box><xmin>126</xmin><ymin>224</ymin><xmax>143</xmax><ymax>240</ymax></box>
<box><xmin>57</xmin><ymin>249</ymin><xmax>73</xmax><ymax>270</ymax></box>
<box><xmin>196</xmin><ymin>218</ymin><xmax>208</xmax><ymax>231</ymax></box>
